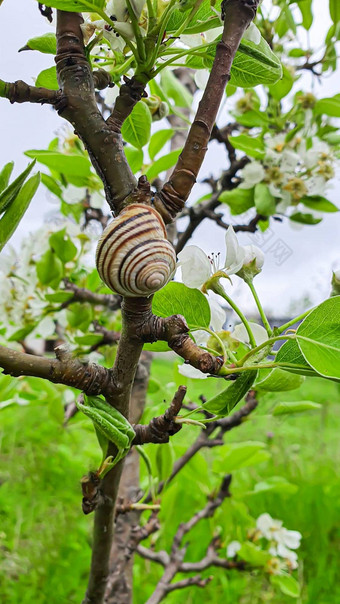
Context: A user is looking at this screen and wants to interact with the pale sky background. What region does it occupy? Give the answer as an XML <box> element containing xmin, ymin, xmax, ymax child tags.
<box><xmin>0</xmin><ymin>0</ymin><xmax>339</xmax><ymax>316</ymax></box>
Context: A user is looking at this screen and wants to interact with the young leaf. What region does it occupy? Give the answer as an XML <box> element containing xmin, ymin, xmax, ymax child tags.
<box><xmin>256</xmin><ymin>368</ymin><xmax>304</xmax><ymax>392</ymax></box>
<box><xmin>213</xmin><ymin>441</ymin><xmax>269</xmax><ymax>472</ymax></box>
<box><xmin>0</xmin><ymin>162</ymin><xmax>14</xmax><ymax>195</ymax></box>
<box><xmin>36</xmin><ymin>249</ymin><xmax>63</xmax><ymax>287</ymax></box>
<box><xmin>237</xmin><ymin>542</ymin><xmax>271</xmax><ymax>566</ymax></box>
<box><xmin>152</xmin><ymin>282</ymin><xmax>211</xmax><ymax>330</ymax></box>
<box><xmin>49</xmin><ymin>228</ymin><xmax>78</xmax><ymax>263</ymax></box>
<box><xmin>25</xmin><ymin>150</ymin><xmax>91</xmax><ymax>178</ymax></box>
<box><xmin>145</xmin><ymin>149</ymin><xmax>181</xmax><ymax>182</ymax></box>
<box><xmin>160</xmin><ymin>69</ymin><xmax>193</xmax><ymax>108</ymax></box>
<box><xmin>228</xmin><ymin>134</ymin><xmax>265</xmax><ymax>159</ymax></box>
<box><xmin>275</xmin><ymin>338</ymin><xmax>316</xmax><ymax>376</ymax></box>
<box><xmin>219</xmin><ymin>188</ymin><xmax>254</xmax><ymax>215</ymax></box>
<box><xmin>121</xmin><ymin>102</ymin><xmax>151</xmax><ymax>149</ymax></box>
<box><xmin>272</xmin><ymin>401</ymin><xmax>321</xmax><ymax>416</ymax></box>
<box><xmin>296</xmin><ymin>297</ymin><xmax>340</xmax><ymax>381</ymax></box>
<box><xmin>0</xmin><ymin>160</ymin><xmax>36</xmax><ymax>214</ymax></box>
<box><xmin>204</xmin><ymin>370</ymin><xmax>257</xmax><ymax>416</ymax></box>
<box><xmin>35</xmin><ymin>66</ymin><xmax>59</xmax><ymax>91</ymax></box>
<box><xmin>148</xmin><ymin>129</ymin><xmax>174</xmax><ymax>160</ymax></box>
<box><xmin>314</xmin><ymin>96</ymin><xmax>340</xmax><ymax>117</ymax></box>
<box><xmin>36</xmin><ymin>0</ymin><xmax>106</xmax><ymax>12</ymax></box>
<box><xmin>300</xmin><ymin>195</ymin><xmax>338</xmax><ymax>213</ymax></box>
<box><xmin>290</xmin><ymin>212</ymin><xmax>322</xmax><ymax>225</ymax></box>
<box><xmin>254</xmin><ymin>183</ymin><xmax>276</xmax><ymax>216</ymax></box>
<box><xmin>0</xmin><ymin>172</ymin><xmax>40</xmax><ymax>252</ymax></box>
<box><xmin>125</xmin><ymin>146</ymin><xmax>143</xmax><ymax>173</ymax></box>
<box><xmin>21</xmin><ymin>33</ymin><xmax>57</xmax><ymax>55</ymax></box>
<box><xmin>271</xmin><ymin>575</ymin><xmax>300</xmax><ymax>598</ymax></box>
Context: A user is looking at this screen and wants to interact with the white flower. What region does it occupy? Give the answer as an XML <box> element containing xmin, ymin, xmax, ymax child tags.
<box><xmin>243</xmin><ymin>22</ymin><xmax>261</xmax><ymax>45</ymax></box>
<box><xmin>178</xmin><ymin>226</ymin><xmax>245</xmax><ymax>290</ymax></box>
<box><xmin>178</xmin><ymin>363</ymin><xmax>208</xmax><ymax>380</ymax></box>
<box><xmin>269</xmin><ymin>544</ymin><xmax>298</xmax><ymax>570</ymax></box>
<box><xmin>233</xmin><ymin>322</ymin><xmax>268</xmax><ymax>346</ymax></box>
<box><xmin>88</xmin><ymin>0</ymin><xmax>146</xmax><ymax>51</ymax></box>
<box><xmin>242</xmin><ymin>245</ymin><xmax>264</xmax><ymax>270</ymax></box>
<box><xmin>226</xmin><ymin>540</ymin><xmax>241</xmax><ymax>558</ymax></box>
<box><xmin>239</xmin><ymin>161</ymin><xmax>265</xmax><ymax>189</ymax></box>
<box><xmin>257</xmin><ymin>514</ymin><xmax>302</xmax><ymax>550</ymax></box>
<box><xmin>62</xmin><ymin>185</ymin><xmax>87</xmax><ymax>205</ymax></box>
<box><xmin>194</xmin><ymin>70</ymin><xmax>210</xmax><ymax>90</ymax></box>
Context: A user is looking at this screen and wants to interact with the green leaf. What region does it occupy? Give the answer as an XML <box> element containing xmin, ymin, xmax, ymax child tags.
<box><xmin>268</xmin><ymin>65</ymin><xmax>294</xmax><ymax>101</ymax></box>
<box><xmin>300</xmin><ymin>195</ymin><xmax>338</xmax><ymax>213</ymax></box>
<box><xmin>214</xmin><ymin>441</ymin><xmax>269</xmax><ymax>472</ymax></box>
<box><xmin>251</xmin><ymin>476</ymin><xmax>298</xmax><ymax>495</ymax></box>
<box><xmin>254</xmin><ymin>183</ymin><xmax>276</xmax><ymax>216</ymax></box>
<box><xmin>237</xmin><ymin>542</ymin><xmax>271</xmax><ymax>566</ymax></box>
<box><xmin>272</xmin><ymin>400</ymin><xmax>321</xmax><ymax>416</ymax></box>
<box><xmin>276</xmin><ymin>338</ymin><xmax>317</xmax><ymax>376</ymax></box>
<box><xmin>145</xmin><ymin>149</ymin><xmax>181</xmax><ymax>182</ymax></box>
<box><xmin>256</xmin><ymin>368</ymin><xmax>304</xmax><ymax>392</ymax></box>
<box><xmin>148</xmin><ymin>129</ymin><xmax>174</xmax><ymax>160</ymax></box>
<box><xmin>228</xmin><ymin>134</ymin><xmax>265</xmax><ymax>159</ymax></box>
<box><xmin>0</xmin><ymin>160</ymin><xmax>36</xmax><ymax>214</ymax></box>
<box><xmin>121</xmin><ymin>101</ymin><xmax>151</xmax><ymax>149</ymax></box>
<box><xmin>297</xmin><ymin>0</ymin><xmax>313</xmax><ymax>30</ymax></box>
<box><xmin>0</xmin><ymin>172</ymin><xmax>40</xmax><ymax>252</ymax></box>
<box><xmin>271</xmin><ymin>575</ymin><xmax>300</xmax><ymax>598</ymax></box>
<box><xmin>329</xmin><ymin>0</ymin><xmax>340</xmax><ymax>26</ymax></box>
<box><xmin>22</xmin><ymin>33</ymin><xmax>57</xmax><ymax>54</ymax></box>
<box><xmin>45</xmin><ymin>291</ymin><xmax>74</xmax><ymax>303</ymax></box>
<box><xmin>290</xmin><ymin>212</ymin><xmax>322</xmax><ymax>225</ymax></box>
<box><xmin>66</xmin><ymin>302</ymin><xmax>94</xmax><ymax>332</ymax></box>
<box><xmin>219</xmin><ymin>187</ymin><xmax>254</xmax><ymax>215</ymax></box>
<box><xmin>49</xmin><ymin>228</ymin><xmax>78</xmax><ymax>262</ymax></box>
<box><xmin>41</xmin><ymin>173</ymin><xmax>63</xmax><ymax>199</ymax></box>
<box><xmin>74</xmin><ymin>334</ymin><xmax>104</xmax><ymax>346</ymax></box>
<box><xmin>296</xmin><ymin>297</ymin><xmax>340</xmax><ymax>381</ymax></box>
<box><xmin>156</xmin><ymin>442</ymin><xmax>175</xmax><ymax>482</ymax></box>
<box><xmin>160</xmin><ymin>69</ymin><xmax>193</xmax><ymax>108</ymax></box>
<box><xmin>36</xmin><ymin>0</ymin><xmax>105</xmax><ymax>12</ymax></box>
<box><xmin>36</xmin><ymin>249</ymin><xmax>63</xmax><ymax>286</ymax></box>
<box><xmin>230</xmin><ymin>37</ymin><xmax>282</xmax><ymax>88</ymax></box>
<box><xmin>125</xmin><ymin>146</ymin><xmax>143</xmax><ymax>173</ymax></box>
<box><xmin>8</xmin><ymin>323</ymin><xmax>37</xmax><ymax>342</ymax></box>
<box><xmin>25</xmin><ymin>150</ymin><xmax>91</xmax><ymax>178</ymax></box>
<box><xmin>314</xmin><ymin>96</ymin><xmax>340</xmax><ymax>117</ymax></box>
<box><xmin>143</xmin><ymin>341</ymin><xmax>171</xmax><ymax>352</ymax></box>
<box><xmin>35</xmin><ymin>66</ymin><xmax>59</xmax><ymax>91</ymax></box>
<box><xmin>152</xmin><ymin>282</ymin><xmax>210</xmax><ymax>330</ymax></box>
<box><xmin>0</xmin><ymin>162</ymin><xmax>14</xmax><ymax>195</ymax></box>
<box><xmin>204</xmin><ymin>371</ymin><xmax>257</xmax><ymax>416</ymax></box>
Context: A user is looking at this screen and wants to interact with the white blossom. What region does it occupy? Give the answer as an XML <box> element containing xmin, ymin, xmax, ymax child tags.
<box><xmin>233</xmin><ymin>322</ymin><xmax>268</xmax><ymax>346</ymax></box>
<box><xmin>226</xmin><ymin>540</ymin><xmax>242</xmax><ymax>558</ymax></box>
<box><xmin>242</xmin><ymin>244</ymin><xmax>265</xmax><ymax>270</ymax></box>
<box><xmin>239</xmin><ymin>161</ymin><xmax>265</xmax><ymax>189</ymax></box>
<box><xmin>256</xmin><ymin>513</ymin><xmax>302</xmax><ymax>550</ymax></box>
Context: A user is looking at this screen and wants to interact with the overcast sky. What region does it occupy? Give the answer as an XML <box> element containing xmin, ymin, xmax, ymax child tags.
<box><xmin>0</xmin><ymin>0</ymin><xmax>339</xmax><ymax>316</ymax></box>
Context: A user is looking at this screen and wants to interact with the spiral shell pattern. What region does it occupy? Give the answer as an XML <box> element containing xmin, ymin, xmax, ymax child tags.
<box><xmin>95</xmin><ymin>203</ymin><xmax>176</xmax><ymax>297</ymax></box>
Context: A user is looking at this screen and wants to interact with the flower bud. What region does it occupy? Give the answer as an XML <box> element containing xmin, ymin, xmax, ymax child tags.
<box><xmin>237</xmin><ymin>244</ymin><xmax>264</xmax><ymax>281</ymax></box>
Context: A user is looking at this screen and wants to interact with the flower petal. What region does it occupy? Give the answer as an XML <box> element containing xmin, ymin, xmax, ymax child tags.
<box><xmin>233</xmin><ymin>322</ymin><xmax>268</xmax><ymax>346</ymax></box>
<box><xmin>178</xmin><ymin>363</ymin><xmax>208</xmax><ymax>379</ymax></box>
<box><xmin>178</xmin><ymin>245</ymin><xmax>211</xmax><ymax>289</ymax></box>
<box><xmin>224</xmin><ymin>226</ymin><xmax>245</xmax><ymax>273</ymax></box>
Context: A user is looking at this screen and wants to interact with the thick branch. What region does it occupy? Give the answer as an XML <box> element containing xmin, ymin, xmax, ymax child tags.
<box><xmin>0</xmin><ymin>79</ymin><xmax>62</xmax><ymax>105</ymax></box>
<box><xmin>107</xmin><ymin>75</ymin><xmax>147</xmax><ymax>130</ymax></box>
<box><xmin>139</xmin><ymin>314</ymin><xmax>223</xmax><ymax>375</ymax></box>
<box><xmin>55</xmin><ymin>10</ymin><xmax>136</xmax><ymax>212</ymax></box>
<box><xmin>132</xmin><ymin>386</ymin><xmax>186</xmax><ymax>445</ymax></box>
<box><xmin>0</xmin><ymin>344</ymin><xmax>114</xmax><ymax>397</ymax></box>
<box><xmin>154</xmin><ymin>0</ymin><xmax>259</xmax><ymax>222</ymax></box>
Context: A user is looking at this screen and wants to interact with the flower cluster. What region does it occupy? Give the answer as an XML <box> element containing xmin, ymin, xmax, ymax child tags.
<box><xmin>240</xmin><ymin>131</ymin><xmax>337</xmax><ymax>218</ymax></box>
<box><xmin>227</xmin><ymin>513</ymin><xmax>302</xmax><ymax>574</ymax></box>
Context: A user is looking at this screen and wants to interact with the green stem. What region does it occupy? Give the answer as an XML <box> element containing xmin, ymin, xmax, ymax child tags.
<box><xmin>237</xmin><ymin>334</ymin><xmax>295</xmax><ymax>367</ymax></box>
<box><xmin>0</xmin><ymin>79</ymin><xmax>8</xmax><ymax>98</ymax></box>
<box><xmin>154</xmin><ymin>41</ymin><xmax>217</xmax><ymax>75</ymax></box>
<box><xmin>136</xmin><ymin>445</ymin><xmax>156</xmax><ymax>503</ymax></box>
<box><xmin>210</xmin><ymin>280</ymin><xmax>257</xmax><ymax>348</ymax></box>
<box><xmin>125</xmin><ymin>0</ymin><xmax>146</xmax><ymax>62</ymax></box>
<box><xmin>172</xmin><ymin>0</ymin><xmax>205</xmax><ymax>38</ymax></box>
<box><xmin>246</xmin><ymin>279</ymin><xmax>272</xmax><ymax>337</ymax></box>
<box><xmin>276</xmin><ymin>307</ymin><xmax>314</xmax><ymax>335</ymax></box>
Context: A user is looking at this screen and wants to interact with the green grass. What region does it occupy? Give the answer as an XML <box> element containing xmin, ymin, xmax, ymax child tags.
<box><xmin>1</xmin><ymin>359</ymin><xmax>340</xmax><ymax>603</ymax></box>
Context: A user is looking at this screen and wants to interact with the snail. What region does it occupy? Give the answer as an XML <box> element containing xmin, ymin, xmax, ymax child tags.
<box><xmin>95</xmin><ymin>203</ymin><xmax>176</xmax><ymax>297</ymax></box>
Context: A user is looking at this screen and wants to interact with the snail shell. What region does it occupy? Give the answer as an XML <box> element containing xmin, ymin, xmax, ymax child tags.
<box><xmin>95</xmin><ymin>203</ymin><xmax>176</xmax><ymax>297</ymax></box>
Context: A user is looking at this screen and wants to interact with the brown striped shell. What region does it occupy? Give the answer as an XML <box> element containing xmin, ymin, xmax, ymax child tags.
<box><xmin>95</xmin><ymin>203</ymin><xmax>176</xmax><ymax>297</ymax></box>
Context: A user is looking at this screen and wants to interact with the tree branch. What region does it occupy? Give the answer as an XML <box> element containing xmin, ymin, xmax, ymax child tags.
<box><xmin>0</xmin><ymin>343</ymin><xmax>114</xmax><ymax>398</ymax></box>
<box><xmin>132</xmin><ymin>386</ymin><xmax>186</xmax><ymax>445</ymax></box>
<box><xmin>62</xmin><ymin>280</ymin><xmax>121</xmax><ymax>310</ymax></box>
<box><xmin>55</xmin><ymin>10</ymin><xmax>136</xmax><ymax>213</ymax></box>
<box><xmin>154</xmin><ymin>0</ymin><xmax>260</xmax><ymax>223</ymax></box>
<box><xmin>0</xmin><ymin>79</ymin><xmax>62</xmax><ymax>105</ymax></box>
